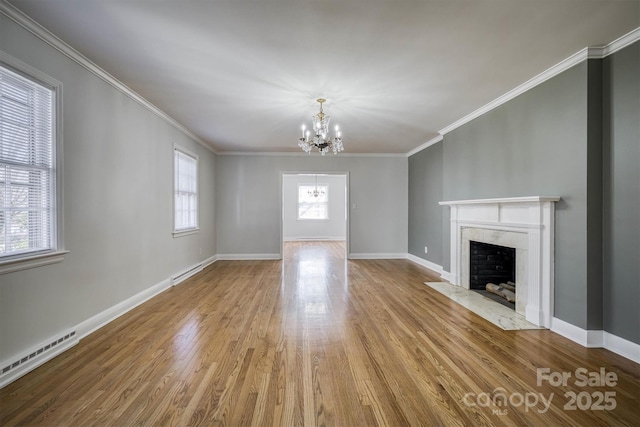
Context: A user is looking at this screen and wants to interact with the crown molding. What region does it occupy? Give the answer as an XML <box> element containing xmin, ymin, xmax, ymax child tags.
<box><xmin>3</xmin><ymin>0</ymin><xmax>637</xmax><ymax>158</ymax></box>
<box><xmin>217</xmin><ymin>150</ymin><xmax>406</xmax><ymax>158</ymax></box>
<box><xmin>603</xmin><ymin>27</ymin><xmax>640</xmax><ymax>56</ymax></box>
<box><xmin>406</xmin><ymin>134</ymin><xmax>444</xmax><ymax>157</ymax></box>
<box><xmin>438</xmin><ymin>27</ymin><xmax>640</xmax><ymax>138</ymax></box>
<box><xmin>0</xmin><ymin>0</ymin><xmax>216</xmax><ymax>154</ymax></box>
<box><xmin>438</xmin><ymin>47</ymin><xmax>590</xmax><ymax>136</ymax></box>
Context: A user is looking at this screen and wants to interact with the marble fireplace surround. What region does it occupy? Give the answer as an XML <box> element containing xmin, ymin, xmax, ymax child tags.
<box><xmin>439</xmin><ymin>196</ymin><xmax>560</xmax><ymax>328</ymax></box>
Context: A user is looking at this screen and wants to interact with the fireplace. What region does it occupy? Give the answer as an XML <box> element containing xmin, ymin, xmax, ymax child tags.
<box><xmin>439</xmin><ymin>196</ymin><xmax>560</xmax><ymax>328</ymax></box>
<box><xmin>469</xmin><ymin>241</ymin><xmax>516</xmax><ymax>290</ymax></box>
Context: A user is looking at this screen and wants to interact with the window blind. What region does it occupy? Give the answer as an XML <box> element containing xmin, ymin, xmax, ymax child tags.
<box><xmin>0</xmin><ymin>64</ymin><xmax>56</xmax><ymax>258</ymax></box>
<box><xmin>174</xmin><ymin>148</ymin><xmax>197</xmax><ymax>231</ymax></box>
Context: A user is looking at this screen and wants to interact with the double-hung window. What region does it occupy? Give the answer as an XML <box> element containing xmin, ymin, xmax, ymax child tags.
<box><xmin>298</xmin><ymin>184</ymin><xmax>329</xmax><ymax>220</ymax></box>
<box><xmin>173</xmin><ymin>145</ymin><xmax>198</xmax><ymax>234</ymax></box>
<box><xmin>1</xmin><ymin>58</ymin><xmax>62</xmax><ymax>272</ymax></box>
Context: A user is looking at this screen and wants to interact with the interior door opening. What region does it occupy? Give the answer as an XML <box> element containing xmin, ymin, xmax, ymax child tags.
<box><xmin>280</xmin><ymin>172</ymin><xmax>348</xmax><ymax>260</ymax></box>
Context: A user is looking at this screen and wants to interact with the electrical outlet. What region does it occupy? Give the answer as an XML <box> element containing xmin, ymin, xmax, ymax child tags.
<box><xmin>424</xmin><ymin>246</ymin><xmax>428</xmax><ymax>254</ymax></box>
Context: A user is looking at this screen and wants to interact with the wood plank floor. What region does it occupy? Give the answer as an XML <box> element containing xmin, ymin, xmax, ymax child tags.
<box><xmin>1</xmin><ymin>241</ymin><xmax>638</xmax><ymax>426</ymax></box>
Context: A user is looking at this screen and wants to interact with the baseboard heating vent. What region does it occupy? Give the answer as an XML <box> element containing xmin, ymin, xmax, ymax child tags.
<box><xmin>171</xmin><ymin>263</ymin><xmax>203</xmax><ymax>286</ymax></box>
<box><xmin>1</xmin><ymin>331</ymin><xmax>76</xmax><ymax>376</ymax></box>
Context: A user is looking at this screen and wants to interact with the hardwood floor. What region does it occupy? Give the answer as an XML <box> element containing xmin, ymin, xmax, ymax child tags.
<box><xmin>1</xmin><ymin>241</ymin><xmax>638</xmax><ymax>426</ymax></box>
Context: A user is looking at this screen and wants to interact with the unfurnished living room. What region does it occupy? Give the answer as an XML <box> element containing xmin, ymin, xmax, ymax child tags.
<box><xmin>0</xmin><ymin>1</ymin><xmax>639</xmax><ymax>426</ymax></box>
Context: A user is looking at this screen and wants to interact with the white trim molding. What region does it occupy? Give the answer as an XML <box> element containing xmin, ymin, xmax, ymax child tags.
<box><xmin>406</xmin><ymin>134</ymin><xmax>444</xmax><ymax>157</ymax></box>
<box><xmin>0</xmin><ymin>255</ymin><xmax>218</xmax><ymax>388</ymax></box>
<box><xmin>217</xmin><ymin>151</ymin><xmax>406</xmax><ymax>157</ymax></box>
<box><xmin>283</xmin><ymin>237</ymin><xmax>346</xmax><ymax>242</ymax></box>
<box><xmin>0</xmin><ymin>1</ymin><xmax>215</xmax><ymax>154</ymax></box>
<box><xmin>438</xmin><ymin>28</ymin><xmax>640</xmax><ymax>138</ymax></box>
<box><xmin>0</xmin><ymin>50</ymin><xmax>67</xmax><ymax>275</ymax></box>
<box><xmin>406</xmin><ymin>254</ymin><xmax>445</xmax><ymax>277</ymax></box>
<box><xmin>551</xmin><ymin>317</ymin><xmax>640</xmax><ymax>364</ymax></box>
<box><xmin>0</xmin><ymin>250</ymin><xmax>69</xmax><ymax>275</ymax></box>
<box><xmin>603</xmin><ymin>332</ymin><xmax>640</xmax><ymax>364</ymax></box>
<box><xmin>0</xmin><ymin>330</ymin><xmax>78</xmax><ymax>389</ymax></box>
<box><xmin>407</xmin><ymin>254</ymin><xmax>640</xmax><ymax>364</ymax></box>
<box><xmin>202</xmin><ymin>254</ymin><xmax>218</xmax><ymax>268</ymax></box>
<box><xmin>76</xmin><ymin>278</ymin><xmax>172</xmax><ymax>339</ymax></box>
<box><xmin>603</xmin><ymin>27</ymin><xmax>640</xmax><ymax>56</ymax></box>
<box><xmin>216</xmin><ymin>253</ymin><xmax>281</xmax><ymax>261</ymax></box>
<box><xmin>348</xmin><ymin>253</ymin><xmax>407</xmax><ymax>260</ymax></box>
<box><xmin>439</xmin><ymin>196</ymin><xmax>560</xmax><ymax>328</ymax></box>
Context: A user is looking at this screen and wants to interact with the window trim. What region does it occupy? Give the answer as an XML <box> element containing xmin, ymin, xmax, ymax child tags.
<box><xmin>297</xmin><ymin>183</ymin><xmax>330</xmax><ymax>221</ymax></box>
<box><xmin>172</xmin><ymin>144</ymin><xmax>199</xmax><ymax>237</ymax></box>
<box><xmin>0</xmin><ymin>51</ymin><xmax>65</xmax><ymax>275</ymax></box>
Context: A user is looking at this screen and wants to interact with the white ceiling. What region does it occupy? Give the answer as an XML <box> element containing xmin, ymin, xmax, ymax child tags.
<box><xmin>6</xmin><ymin>0</ymin><xmax>640</xmax><ymax>154</ymax></box>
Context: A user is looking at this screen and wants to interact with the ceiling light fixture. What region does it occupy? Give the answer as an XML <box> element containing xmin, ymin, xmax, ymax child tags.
<box><xmin>308</xmin><ymin>174</ymin><xmax>325</xmax><ymax>198</ymax></box>
<box><xmin>298</xmin><ymin>98</ymin><xmax>344</xmax><ymax>155</ymax></box>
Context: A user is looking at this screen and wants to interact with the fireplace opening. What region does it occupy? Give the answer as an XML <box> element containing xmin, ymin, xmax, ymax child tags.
<box><xmin>470</xmin><ymin>241</ymin><xmax>516</xmax><ymax>309</ymax></box>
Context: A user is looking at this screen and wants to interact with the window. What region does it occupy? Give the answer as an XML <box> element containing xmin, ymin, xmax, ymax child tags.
<box><xmin>173</xmin><ymin>146</ymin><xmax>198</xmax><ymax>234</ymax></box>
<box><xmin>1</xmin><ymin>60</ymin><xmax>61</xmax><ymax>269</ymax></box>
<box><xmin>298</xmin><ymin>184</ymin><xmax>329</xmax><ymax>220</ymax></box>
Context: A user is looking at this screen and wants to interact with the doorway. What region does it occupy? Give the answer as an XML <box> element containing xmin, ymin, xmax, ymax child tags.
<box><xmin>280</xmin><ymin>172</ymin><xmax>349</xmax><ymax>259</ymax></box>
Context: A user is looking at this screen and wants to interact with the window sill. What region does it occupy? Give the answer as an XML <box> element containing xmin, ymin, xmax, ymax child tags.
<box><xmin>0</xmin><ymin>250</ymin><xmax>69</xmax><ymax>275</ymax></box>
<box><xmin>173</xmin><ymin>227</ymin><xmax>200</xmax><ymax>238</ymax></box>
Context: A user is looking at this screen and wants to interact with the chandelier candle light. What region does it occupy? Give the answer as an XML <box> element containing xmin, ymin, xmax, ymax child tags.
<box><xmin>298</xmin><ymin>98</ymin><xmax>344</xmax><ymax>155</ymax></box>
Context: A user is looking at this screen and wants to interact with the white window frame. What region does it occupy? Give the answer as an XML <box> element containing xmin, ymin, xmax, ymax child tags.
<box><xmin>173</xmin><ymin>144</ymin><xmax>199</xmax><ymax>237</ymax></box>
<box><xmin>297</xmin><ymin>183</ymin><xmax>329</xmax><ymax>221</ymax></box>
<box><xmin>0</xmin><ymin>52</ymin><xmax>66</xmax><ymax>275</ymax></box>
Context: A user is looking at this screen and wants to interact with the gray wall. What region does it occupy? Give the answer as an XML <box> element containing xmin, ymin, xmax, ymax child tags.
<box><xmin>0</xmin><ymin>14</ymin><xmax>217</xmax><ymax>362</ymax></box>
<box><xmin>408</xmin><ymin>143</ymin><xmax>443</xmax><ymax>266</ymax></box>
<box><xmin>602</xmin><ymin>41</ymin><xmax>640</xmax><ymax>343</ymax></box>
<box><xmin>282</xmin><ymin>174</ymin><xmax>347</xmax><ymax>241</ymax></box>
<box><xmin>408</xmin><ymin>42</ymin><xmax>640</xmax><ymax>343</ymax></box>
<box><xmin>443</xmin><ymin>62</ymin><xmax>593</xmax><ymax>330</ymax></box>
<box><xmin>216</xmin><ymin>155</ymin><xmax>407</xmax><ymax>256</ymax></box>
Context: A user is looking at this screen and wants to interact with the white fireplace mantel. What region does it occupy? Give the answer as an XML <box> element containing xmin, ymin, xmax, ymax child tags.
<box><xmin>439</xmin><ymin>196</ymin><xmax>560</xmax><ymax>328</ymax></box>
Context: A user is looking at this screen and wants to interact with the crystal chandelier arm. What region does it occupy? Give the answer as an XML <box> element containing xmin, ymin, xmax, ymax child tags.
<box><xmin>297</xmin><ymin>98</ymin><xmax>344</xmax><ymax>154</ymax></box>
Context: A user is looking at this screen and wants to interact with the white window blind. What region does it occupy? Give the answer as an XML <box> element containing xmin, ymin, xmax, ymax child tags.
<box><xmin>174</xmin><ymin>147</ymin><xmax>198</xmax><ymax>231</ymax></box>
<box><xmin>298</xmin><ymin>185</ymin><xmax>329</xmax><ymax>220</ymax></box>
<box><xmin>0</xmin><ymin>64</ymin><xmax>56</xmax><ymax>259</ymax></box>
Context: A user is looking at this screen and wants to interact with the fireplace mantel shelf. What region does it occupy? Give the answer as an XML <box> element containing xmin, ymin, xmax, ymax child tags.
<box><xmin>439</xmin><ymin>196</ymin><xmax>561</xmax><ymax>206</ymax></box>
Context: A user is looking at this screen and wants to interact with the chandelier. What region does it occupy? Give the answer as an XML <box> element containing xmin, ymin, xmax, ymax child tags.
<box><xmin>308</xmin><ymin>174</ymin><xmax>325</xmax><ymax>198</ymax></box>
<box><xmin>298</xmin><ymin>98</ymin><xmax>344</xmax><ymax>155</ymax></box>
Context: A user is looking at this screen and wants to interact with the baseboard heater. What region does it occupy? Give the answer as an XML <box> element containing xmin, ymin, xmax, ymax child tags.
<box><xmin>1</xmin><ymin>330</ymin><xmax>77</xmax><ymax>381</ymax></box>
<box><xmin>171</xmin><ymin>263</ymin><xmax>203</xmax><ymax>286</ymax></box>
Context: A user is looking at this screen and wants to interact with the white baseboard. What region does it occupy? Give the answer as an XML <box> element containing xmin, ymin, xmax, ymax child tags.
<box><xmin>0</xmin><ymin>331</ymin><xmax>78</xmax><ymax>389</ymax></box>
<box><xmin>440</xmin><ymin>271</ymin><xmax>455</xmax><ymax>283</ymax></box>
<box><xmin>202</xmin><ymin>254</ymin><xmax>218</xmax><ymax>268</ymax></box>
<box><xmin>216</xmin><ymin>253</ymin><xmax>281</xmax><ymax>260</ymax></box>
<box><xmin>551</xmin><ymin>317</ymin><xmax>640</xmax><ymax>363</ymax></box>
<box><xmin>1</xmin><ymin>255</ymin><xmax>217</xmax><ymax>389</ymax></box>
<box><xmin>283</xmin><ymin>237</ymin><xmax>346</xmax><ymax>242</ymax></box>
<box><xmin>603</xmin><ymin>332</ymin><xmax>640</xmax><ymax>364</ymax></box>
<box><xmin>77</xmin><ymin>278</ymin><xmax>172</xmax><ymax>338</ymax></box>
<box><xmin>406</xmin><ymin>253</ymin><xmax>453</xmax><ymax>283</ymax></box>
<box><xmin>348</xmin><ymin>252</ymin><xmax>407</xmax><ymax>260</ymax></box>
<box><xmin>406</xmin><ymin>254</ymin><xmax>443</xmax><ymax>274</ymax></box>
